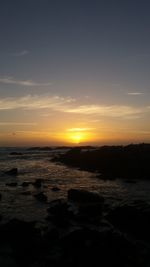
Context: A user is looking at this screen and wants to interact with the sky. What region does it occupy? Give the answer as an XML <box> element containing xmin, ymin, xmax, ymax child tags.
<box><xmin>0</xmin><ymin>0</ymin><xmax>150</xmax><ymax>146</ymax></box>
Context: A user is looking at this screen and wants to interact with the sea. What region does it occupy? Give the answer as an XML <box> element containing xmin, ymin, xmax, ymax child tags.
<box><xmin>0</xmin><ymin>147</ymin><xmax>150</xmax><ymax>223</ymax></box>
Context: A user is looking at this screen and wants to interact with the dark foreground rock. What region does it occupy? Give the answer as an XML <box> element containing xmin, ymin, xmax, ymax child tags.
<box><xmin>10</xmin><ymin>152</ymin><xmax>23</xmax><ymax>156</ymax></box>
<box><xmin>34</xmin><ymin>192</ymin><xmax>47</xmax><ymax>202</ymax></box>
<box><xmin>107</xmin><ymin>202</ymin><xmax>150</xmax><ymax>242</ymax></box>
<box><xmin>32</xmin><ymin>179</ymin><xmax>43</xmax><ymax>188</ymax></box>
<box><xmin>51</xmin><ymin>186</ymin><xmax>61</xmax><ymax>191</ymax></box>
<box><xmin>68</xmin><ymin>188</ymin><xmax>104</xmax><ymax>203</ymax></box>
<box><xmin>5</xmin><ymin>168</ymin><xmax>18</xmax><ymax>176</ymax></box>
<box><xmin>0</xmin><ymin>189</ymin><xmax>150</xmax><ymax>267</ymax></box>
<box><xmin>6</xmin><ymin>182</ymin><xmax>18</xmax><ymax>187</ymax></box>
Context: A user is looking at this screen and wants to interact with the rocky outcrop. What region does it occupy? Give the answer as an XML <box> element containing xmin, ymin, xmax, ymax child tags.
<box><xmin>5</xmin><ymin>168</ymin><xmax>18</xmax><ymax>176</ymax></box>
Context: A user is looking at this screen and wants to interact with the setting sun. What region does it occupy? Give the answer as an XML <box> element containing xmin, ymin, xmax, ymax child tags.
<box><xmin>69</xmin><ymin>132</ymin><xmax>84</xmax><ymax>144</ymax></box>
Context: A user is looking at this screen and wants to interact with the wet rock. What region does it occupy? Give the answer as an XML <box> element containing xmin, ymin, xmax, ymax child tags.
<box><xmin>5</xmin><ymin>168</ymin><xmax>18</xmax><ymax>176</ymax></box>
<box><xmin>68</xmin><ymin>189</ymin><xmax>104</xmax><ymax>204</ymax></box>
<box><xmin>34</xmin><ymin>192</ymin><xmax>47</xmax><ymax>202</ymax></box>
<box><xmin>51</xmin><ymin>186</ymin><xmax>61</xmax><ymax>191</ymax></box>
<box><xmin>6</xmin><ymin>182</ymin><xmax>18</xmax><ymax>187</ymax></box>
<box><xmin>33</xmin><ymin>179</ymin><xmax>43</xmax><ymax>188</ymax></box>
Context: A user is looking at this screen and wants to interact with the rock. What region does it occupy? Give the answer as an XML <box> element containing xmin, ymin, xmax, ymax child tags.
<box><xmin>107</xmin><ymin>204</ymin><xmax>150</xmax><ymax>241</ymax></box>
<box><xmin>6</xmin><ymin>182</ymin><xmax>18</xmax><ymax>187</ymax></box>
<box><xmin>10</xmin><ymin>152</ymin><xmax>23</xmax><ymax>156</ymax></box>
<box><xmin>21</xmin><ymin>191</ymin><xmax>31</xmax><ymax>195</ymax></box>
<box><xmin>51</xmin><ymin>186</ymin><xmax>60</xmax><ymax>192</ymax></box>
<box><xmin>0</xmin><ymin>193</ymin><xmax>2</xmax><ymax>200</ymax></box>
<box><xmin>5</xmin><ymin>168</ymin><xmax>18</xmax><ymax>176</ymax></box>
<box><xmin>68</xmin><ymin>189</ymin><xmax>104</xmax><ymax>204</ymax></box>
<box><xmin>21</xmin><ymin>182</ymin><xmax>30</xmax><ymax>187</ymax></box>
<box><xmin>0</xmin><ymin>219</ymin><xmax>40</xmax><ymax>265</ymax></box>
<box><xmin>34</xmin><ymin>192</ymin><xmax>47</xmax><ymax>202</ymax></box>
<box><xmin>47</xmin><ymin>199</ymin><xmax>72</xmax><ymax>226</ymax></box>
<box><xmin>60</xmin><ymin>228</ymin><xmax>146</xmax><ymax>267</ymax></box>
<box><xmin>33</xmin><ymin>179</ymin><xmax>43</xmax><ymax>188</ymax></box>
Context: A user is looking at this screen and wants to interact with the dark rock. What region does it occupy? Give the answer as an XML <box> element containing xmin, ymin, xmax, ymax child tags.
<box><xmin>5</xmin><ymin>168</ymin><xmax>18</xmax><ymax>176</ymax></box>
<box><xmin>51</xmin><ymin>186</ymin><xmax>61</xmax><ymax>191</ymax></box>
<box><xmin>21</xmin><ymin>191</ymin><xmax>31</xmax><ymax>195</ymax></box>
<box><xmin>47</xmin><ymin>199</ymin><xmax>72</xmax><ymax>226</ymax></box>
<box><xmin>0</xmin><ymin>219</ymin><xmax>41</xmax><ymax>265</ymax></box>
<box><xmin>68</xmin><ymin>189</ymin><xmax>104</xmax><ymax>203</ymax></box>
<box><xmin>6</xmin><ymin>182</ymin><xmax>18</xmax><ymax>187</ymax></box>
<box><xmin>21</xmin><ymin>181</ymin><xmax>30</xmax><ymax>187</ymax></box>
<box><xmin>107</xmin><ymin>204</ymin><xmax>150</xmax><ymax>241</ymax></box>
<box><xmin>54</xmin><ymin>143</ymin><xmax>150</xmax><ymax>180</ymax></box>
<box><xmin>34</xmin><ymin>192</ymin><xmax>47</xmax><ymax>202</ymax></box>
<box><xmin>32</xmin><ymin>178</ymin><xmax>43</xmax><ymax>188</ymax></box>
<box><xmin>60</xmin><ymin>228</ymin><xmax>147</xmax><ymax>267</ymax></box>
<box><xmin>10</xmin><ymin>152</ymin><xmax>23</xmax><ymax>156</ymax></box>
<box><xmin>125</xmin><ymin>179</ymin><xmax>137</xmax><ymax>184</ymax></box>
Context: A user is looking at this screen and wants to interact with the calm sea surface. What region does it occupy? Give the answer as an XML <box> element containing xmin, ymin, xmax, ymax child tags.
<box><xmin>0</xmin><ymin>147</ymin><xmax>150</xmax><ymax>222</ymax></box>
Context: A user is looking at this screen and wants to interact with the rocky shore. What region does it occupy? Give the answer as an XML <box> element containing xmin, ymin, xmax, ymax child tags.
<box><xmin>53</xmin><ymin>144</ymin><xmax>150</xmax><ymax>180</ymax></box>
<box><xmin>0</xmin><ymin>188</ymin><xmax>150</xmax><ymax>267</ymax></box>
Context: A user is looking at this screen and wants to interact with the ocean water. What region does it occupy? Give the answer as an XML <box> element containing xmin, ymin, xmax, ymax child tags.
<box><xmin>0</xmin><ymin>147</ymin><xmax>150</xmax><ymax>222</ymax></box>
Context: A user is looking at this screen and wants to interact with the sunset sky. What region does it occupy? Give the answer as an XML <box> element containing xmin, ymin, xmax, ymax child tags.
<box><xmin>0</xmin><ymin>0</ymin><xmax>150</xmax><ymax>146</ymax></box>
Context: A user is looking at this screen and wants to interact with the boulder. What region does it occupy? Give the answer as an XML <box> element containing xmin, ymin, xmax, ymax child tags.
<box><xmin>68</xmin><ymin>189</ymin><xmax>104</xmax><ymax>204</ymax></box>
<box><xmin>34</xmin><ymin>192</ymin><xmax>47</xmax><ymax>202</ymax></box>
<box><xmin>21</xmin><ymin>182</ymin><xmax>30</xmax><ymax>187</ymax></box>
<box><xmin>5</xmin><ymin>168</ymin><xmax>18</xmax><ymax>176</ymax></box>
<box><xmin>10</xmin><ymin>152</ymin><xmax>23</xmax><ymax>156</ymax></box>
<box><xmin>33</xmin><ymin>179</ymin><xmax>43</xmax><ymax>188</ymax></box>
<box><xmin>107</xmin><ymin>203</ymin><xmax>150</xmax><ymax>241</ymax></box>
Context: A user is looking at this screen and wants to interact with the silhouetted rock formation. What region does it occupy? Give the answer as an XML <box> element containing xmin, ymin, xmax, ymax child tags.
<box><xmin>53</xmin><ymin>144</ymin><xmax>150</xmax><ymax>179</ymax></box>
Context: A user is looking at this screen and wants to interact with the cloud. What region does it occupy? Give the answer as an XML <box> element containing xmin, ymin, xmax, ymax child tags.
<box><xmin>127</xmin><ymin>92</ymin><xmax>144</xmax><ymax>95</ymax></box>
<box><xmin>0</xmin><ymin>122</ymin><xmax>37</xmax><ymax>126</ymax></box>
<box><xmin>0</xmin><ymin>77</ymin><xmax>51</xmax><ymax>86</ymax></box>
<box><xmin>0</xmin><ymin>95</ymin><xmax>75</xmax><ymax>110</ymax></box>
<box><xmin>0</xmin><ymin>94</ymin><xmax>148</xmax><ymax>119</ymax></box>
<box><xmin>11</xmin><ymin>50</ymin><xmax>30</xmax><ymax>56</ymax></box>
<box><xmin>67</xmin><ymin>128</ymin><xmax>95</xmax><ymax>132</ymax></box>
<box><xmin>65</xmin><ymin>105</ymin><xmax>144</xmax><ymax>118</ymax></box>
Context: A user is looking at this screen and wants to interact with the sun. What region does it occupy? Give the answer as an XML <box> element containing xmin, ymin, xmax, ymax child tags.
<box><xmin>70</xmin><ymin>132</ymin><xmax>84</xmax><ymax>144</ymax></box>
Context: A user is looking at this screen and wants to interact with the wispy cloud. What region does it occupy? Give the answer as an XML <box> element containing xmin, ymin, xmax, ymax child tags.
<box><xmin>67</xmin><ymin>128</ymin><xmax>95</xmax><ymax>132</ymax></box>
<box><xmin>0</xmin><ymin>122</ymin><xmax>37</xmax><ymax>126</ymax></box>
<box><xmin>64</xmin><ymin>105</ymin><xmax>144</xmax><ymax>118</ymax></box>
<box><xmin>0</xmin><ymin>94</ymin><xmax>148</xmax><ymax>119</ymax></box>
<box><xmin>11</xmin><ymin>50</ymin><xmax>30</xmax><ymax>56</ymax></box>
<box><xmin>127</xmin><ymin>92</ymin><xmax>144</xmax><ymax>95</ymax></box>
<box><xmin>0</xmin><ymin>77</ymin><xmax>51</xmax><ymax>86</ymax></box>
<box><xmin>0</xmin><ymin>95</ymin><xmax>75</xmax><ymax>110</ymax></box>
